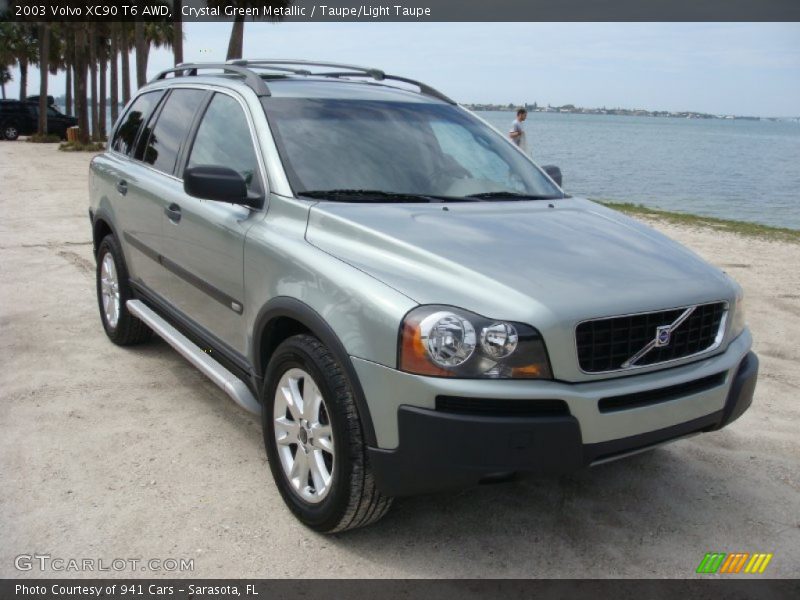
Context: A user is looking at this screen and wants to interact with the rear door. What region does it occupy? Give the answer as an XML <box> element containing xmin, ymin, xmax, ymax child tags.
<box><xmin>159</xmin><ymin>90</ymin><xmax>266</xmax><ymax>355</ymax></box>
<box><xmin>97</xmin><ymin>90</ymin><xmax>164</xmax><ymax>287</ymax></box>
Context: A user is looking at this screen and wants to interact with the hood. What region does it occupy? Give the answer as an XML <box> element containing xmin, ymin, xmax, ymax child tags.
<box><xmin>305</xmin><ymin>197</ymin><xmax>735</xmax><ymax>326</ymax></box>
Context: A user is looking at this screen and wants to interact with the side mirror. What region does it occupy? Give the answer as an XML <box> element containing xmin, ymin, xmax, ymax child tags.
<box><xmin>184</xmin><ymin>165</ymin><xmax>259</xmax><ymax>207</ymax></box>
<box><xmin>541</xmin><ymin>164</ymin><xmax>563</xmax><ymax>187</ymax></box>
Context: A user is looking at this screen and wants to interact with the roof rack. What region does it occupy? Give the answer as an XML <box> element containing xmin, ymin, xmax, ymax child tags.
<box><xmin>151</xmin><ymin>63</ymin><xmax>271</xmax><ymax>96</ymax></box>
<box><xmin>150</xmin><ymin>60</ymin><xmax>456</xmax><ymax>105</ymax></box>
<box><xmin>232</xmin><ymin>59</ymin><xmax>456</xmax><ymax>105</ymax></box>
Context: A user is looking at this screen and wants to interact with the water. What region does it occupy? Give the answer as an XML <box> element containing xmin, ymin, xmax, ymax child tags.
<box><xmin>478</xmin><ymin>111</ymin><xmax>800</xmax><ymax>230</ymax></box>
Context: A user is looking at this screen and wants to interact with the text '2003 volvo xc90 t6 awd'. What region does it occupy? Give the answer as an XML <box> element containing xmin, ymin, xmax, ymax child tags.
<box><xmin>89</xmin><ymin>60</ymin><xmax>758</xmax><ymax>532</ymax></box>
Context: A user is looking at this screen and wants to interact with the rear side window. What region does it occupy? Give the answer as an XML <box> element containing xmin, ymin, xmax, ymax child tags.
<box><xmin>186</xmin><ymin>93</ymin><xmax>261</xmax><ymax>192</ymax></box>
<box><xmin>111</xmin><ymin>91</ymin><xmax>162</xmax><ymax>156</ymax></box>
<box><xmin>141</xmin><ymin>89</ymin><xmax>206</xmax><ymax>175</ymax></box>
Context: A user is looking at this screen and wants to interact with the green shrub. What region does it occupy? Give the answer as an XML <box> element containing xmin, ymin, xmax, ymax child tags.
<box><xmin>59</xmin><ymin>141</ymin><xmax>106</xmax><ymax>152</ymax></box>
<box><xmin>27</xmin><ymin>133</ymin><xmax>62</xmax><ymax>143</ymax></box>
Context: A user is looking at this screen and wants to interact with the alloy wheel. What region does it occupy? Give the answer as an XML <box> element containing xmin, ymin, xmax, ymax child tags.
<box><xmin>273</xmin><ymin>367</ymin><xmax>335</xmax><ymax>503</ymax></box>
<box><xmin>99</xmin><ymin>252</ymin><xmax>120</xmax><ymax>328</ymax></box>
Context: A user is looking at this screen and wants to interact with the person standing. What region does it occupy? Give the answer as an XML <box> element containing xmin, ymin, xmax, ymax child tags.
<box><xmin>509</xmin><ymin>107</ymin><xmax>529</xmax><ymax>154</ymax></box>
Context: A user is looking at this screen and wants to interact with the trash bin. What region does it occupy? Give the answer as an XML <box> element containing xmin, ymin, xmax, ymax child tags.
<box><xmin>66</xmin><ymin>126</ymin><xmax>79</xmax><ymax>142</ymax></box>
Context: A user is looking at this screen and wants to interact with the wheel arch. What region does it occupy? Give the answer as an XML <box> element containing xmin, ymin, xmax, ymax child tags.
<box><xmin>253</xmin><ymin>297</ymin><xmax>378</xmax><ymax>447</ymax></box>
<box><xmin>91</xmin><ymin>209</ymin><xmax>119</xmax><ymax>256</ymax></box>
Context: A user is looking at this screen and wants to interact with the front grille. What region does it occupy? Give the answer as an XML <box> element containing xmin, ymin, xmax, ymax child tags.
<box><xmin>436</xmin><ymin>396</ymin><xmax>570</xmax><ymax>417</ymax></box>
<box><xmin>576</xmin><ymin>302</ymin><xmax>727</xmax><ymax>373</ymax></box>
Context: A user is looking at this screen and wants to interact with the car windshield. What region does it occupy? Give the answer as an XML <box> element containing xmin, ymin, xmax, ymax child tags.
<box><xmin>262</xmin><ymin>98</ymin><xmax>563</xmax><ymax>201</ymax></box>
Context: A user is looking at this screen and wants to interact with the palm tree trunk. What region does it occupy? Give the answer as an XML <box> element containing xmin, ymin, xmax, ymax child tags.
<box><xmin>120</xmin><ymin>22</ymin><xmax>131</xmax><ymax>104</ymax></box>
<box><xmin>19</xmin><ymin>59</ymin><xmax>28</xmax><ymax>101</ymax></box>
<box><xmin>74</xmin><ymin>26</ymin><xmax>90</xmax><ymax>145</ymax></box>
<box><xmin>37</xmin><ymin>24</ymin><xmax>50</xmax><ymax>135</ymax></box>
<box><xmin>173</xmin><ymin>1</ymin><xmax>184</xmax><ymax>66</ymax></box>
<box><xmin>65</xmin><ymin>65</ymin><xmax>72</xmax><ymax>116</ymax></box>
<box><xmin>134</xmin><ymin>21</ymin><xmax>147</xmax><ymax>88</ymax></box>
<box><xmin>99</xmin><ymin>54</ymin><xmax>107</xmax><ymax>139</ymax></box>
<box><xmin>89</xmin><ymin>27</ymin><xmax>98</xmax><ymax>140</ymax></box>
<box><xmin>65</xmin><ymin>32</ymin><xmax>74</xmax><ymax>116</ymax></box>
<box><xmin>110</xmin><ymin>22</ymin><xmax>119</xmax><ymax>123</ymax></box>
<box><xmin>226</xmin><ymin>16</ymin><xmax>245</xmax><ymax>61</ymax></box>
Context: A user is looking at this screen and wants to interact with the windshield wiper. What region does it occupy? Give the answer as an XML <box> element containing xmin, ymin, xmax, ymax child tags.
<box><xmin>298</xmin><ymin>189</ymin><xmax>471</xmax><ymax>203</ymax></box>
<box><xmin>466</xmin><ymin>192</ymin><xmax>564</xmax><ymax>200</ymax></box>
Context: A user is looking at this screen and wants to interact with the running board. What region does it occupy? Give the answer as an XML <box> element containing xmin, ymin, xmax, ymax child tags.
<box><xmin>126</xmin><ymin>300</ymin><xmax>262</xmax><ymax>415</ymax></box>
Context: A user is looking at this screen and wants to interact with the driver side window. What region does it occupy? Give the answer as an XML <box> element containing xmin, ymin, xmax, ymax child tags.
<box><xmin>186</xmin><ymin>93</ymin><xmax>261</xmax><ymax>193</ymax></box>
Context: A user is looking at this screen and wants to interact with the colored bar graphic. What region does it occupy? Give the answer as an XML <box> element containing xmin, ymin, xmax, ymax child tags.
<box><xmin>698</xmin><ymin>552</ymin><xmax>774</xmax><ymax>574</ymax></box>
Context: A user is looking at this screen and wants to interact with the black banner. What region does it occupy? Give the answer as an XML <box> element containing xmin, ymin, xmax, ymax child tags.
<box><xmin>2</xmin><ymin>0</ymin><xmax>800</xmax><ymax>23</ymax></box>
<box><xmin>1</xmin><ymin>579</ymin><xmax>799</xmax><ymax>600</ymax></box>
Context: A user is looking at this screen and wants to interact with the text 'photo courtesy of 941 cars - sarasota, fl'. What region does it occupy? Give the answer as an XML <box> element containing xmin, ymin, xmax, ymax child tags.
<box><xmin>88</xmin><ymin>60</ymin><xmax>758</xmax><ymax>533</ymax></box>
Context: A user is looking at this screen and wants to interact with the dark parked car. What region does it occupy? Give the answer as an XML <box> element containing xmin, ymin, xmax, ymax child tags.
<box><xmin>0</xmin><ymin>99</ymin><xmax>77</xmax><ymax>140</ymax></box>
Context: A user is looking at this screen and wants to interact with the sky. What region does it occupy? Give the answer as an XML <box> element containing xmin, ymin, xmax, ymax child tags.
<box><xmin>5</xmin><ymin>22</ymin><xmax>800</xmax><ymax>117</ymax></box>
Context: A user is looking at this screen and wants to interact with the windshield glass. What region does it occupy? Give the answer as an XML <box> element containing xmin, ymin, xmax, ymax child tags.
<box><xmin>262</xmin><ymin>98</ymin><xmax>563</xmax><ymax>200</ymax></box>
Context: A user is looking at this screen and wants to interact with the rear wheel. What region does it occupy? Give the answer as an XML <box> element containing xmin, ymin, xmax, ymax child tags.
<box><xmin>96</xmin><ymin>234</ymin><xmax>152</xmax><ymax>345</ymax></box>
<box><xmin>2</xmin><ymin>122</ymin><xmax>20</xmax><ymax>141</ymax></box>
<box><xmin>263</xmin><ymin>334</ymin><xmax>392</xmax><ymax>532</ymax></box>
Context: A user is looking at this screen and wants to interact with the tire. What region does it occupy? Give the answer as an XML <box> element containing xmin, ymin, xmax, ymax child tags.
<box><xmin>263</xmin><ymin>334</ymin><xmax>392</xmax><ymax>532</ymax></box>
<box><xmin>95</xmin><ymin>234</ymin><xmax>152</xmax><ymax>345</ymax></box>
<box><xmin>2</xmin><ymin>122</ymin><xmax>20</xmax><ymax>141</ymax></box>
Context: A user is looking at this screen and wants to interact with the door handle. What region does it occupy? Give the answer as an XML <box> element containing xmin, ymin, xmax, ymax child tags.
<box><xmin>116</xmin><ymin>180</ymin><xmax>128</xmax><ymax>195</ymax></box>
<box><xmin>165</xmin><ymin>203</ymin><xmax>182</xmax><ymax>223</ymax></box>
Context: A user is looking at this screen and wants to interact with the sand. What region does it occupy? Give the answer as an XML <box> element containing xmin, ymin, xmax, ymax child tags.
<box><xmin>1</xmin><ymin>141</ymin><xmax>798</xmax><ymax>578</ymax></box>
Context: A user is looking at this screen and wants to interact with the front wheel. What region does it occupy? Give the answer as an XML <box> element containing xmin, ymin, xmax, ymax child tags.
<box><xmin>263</xmin><ymin>334</ymin><xmax>392</xmax><ymax>532</ymax></box>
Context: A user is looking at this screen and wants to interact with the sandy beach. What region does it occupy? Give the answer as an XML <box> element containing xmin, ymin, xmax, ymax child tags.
<box><xmin>1</xmin><ymin>141</ymin><xmax>798</xmax><ymax>578</ymax></box>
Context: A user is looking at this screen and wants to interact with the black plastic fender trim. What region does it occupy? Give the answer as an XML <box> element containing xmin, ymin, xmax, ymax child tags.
<box><xmin>252</xmin><ymin>297</ymin><xmax>378</xmax><ymax>447</ymax></box>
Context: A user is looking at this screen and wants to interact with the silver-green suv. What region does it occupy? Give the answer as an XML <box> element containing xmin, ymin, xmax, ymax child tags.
<box><xmin>89</xmin><ymin>60</ymin><xmax>758</xmax><ymax>532</ymax></box>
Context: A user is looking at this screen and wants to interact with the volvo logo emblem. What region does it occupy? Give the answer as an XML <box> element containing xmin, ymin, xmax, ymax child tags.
<box><xmin>655</xmin><ymin>325</ymin><xmax>672</xmax><ymax>347</ymax></box>
<box><xmin>619</xmin><ymin>305</ymin><xmax>696</xmax><ymax>369</ymax></box>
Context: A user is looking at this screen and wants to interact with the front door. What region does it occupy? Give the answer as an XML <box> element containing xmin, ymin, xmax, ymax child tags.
<box><xmin>159</xmin><ymin>91</ymin><xmax>266</xmax><ymax>356</ymax></box>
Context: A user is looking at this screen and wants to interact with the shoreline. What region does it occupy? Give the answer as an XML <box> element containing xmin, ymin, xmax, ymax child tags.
<box><xmin>597</xmin><ymin>200</ymin><xmax>800</xmax><ymax>243</ymax></box>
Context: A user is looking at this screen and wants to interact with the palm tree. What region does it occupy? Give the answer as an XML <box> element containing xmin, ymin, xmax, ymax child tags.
<box><xmin>73</xmin><ymin>24</ymin><xmax>90</xmax><ymax>144</ymax></box>
<box><xmin>46</xmin><ymin>25</ymin><xmax>71</xmax><ymax>115</ymax></box>
<box><xmin>37</xmin><ymin>23</ymin><xmax>50</xmax><ymax>135</ymax></box>
<box><xmin>89</xmin><ymin>25</ymin><xmax>98</xmax><ymax>138</ymax></box>
<box><xmin>0</xmin><ymin>23</ymin><xmax>38</xmax><ymax>101</ymax></box>
<box><xmin>207</xmin><ymin>1</ymin><xmax>292</xmax><ymax>60</ymax></box>
<box><xmin>65</xmin><ymin>31</ymin><xmax>74</xmax><ymax>116</ymax></box>
<box><xmin>120</xmin><ymin>22</ymin><xmax>132</xmax><ymax>104</ymax></box>
<box><xmin>173</xmin><ymin>0</ymin><xmax>184</xmax><ymax>66</ymax></box>
<box><xmin>109</xmin><ymin>22</ymin><xmax>119</xmax><ymax>123</ymax></box>
<box><xmin>0</xmin><ymin>25</ymin><xmax>14</xmax><ymax>99</ymax></box>
<box><xmin>0</xmin><ymin>67</ymin><xmax>11</xmax><ymax>100</ymax></box>
<box><xmin>97</xmin><ymin>27</ymin><xmax>110</xmax><ymax>138</ymax></box>
<box><xmin>144</xmin><ymin>21</ymin><xmax>174</xmax><ymax>71</ymax></box>
<box><xmin>133</xmin><ymin>17</ymin><xmax>173</xmax><ymax>90</ymax></box>
<box><xmin>134</xmin><ymin>20</ymin><xmax>146</xmax><ymax>88</ymax></box>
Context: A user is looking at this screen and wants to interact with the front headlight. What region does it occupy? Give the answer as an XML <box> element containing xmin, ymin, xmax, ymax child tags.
<box><xmin>730</xmin><ymin>291</ymin><xmax>746</xmax><ymax>339</ymax></box>
<box><xmin>399</xmin><ymin>305</ymin><xmax>552</xmax><ymax>379</ymax></box>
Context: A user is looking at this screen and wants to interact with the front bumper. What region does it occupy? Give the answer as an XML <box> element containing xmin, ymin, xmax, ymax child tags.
<box><xmin>362</xmin><ymin>349</ymin><xmax>758</xmax><ymax>497</ymax></box>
